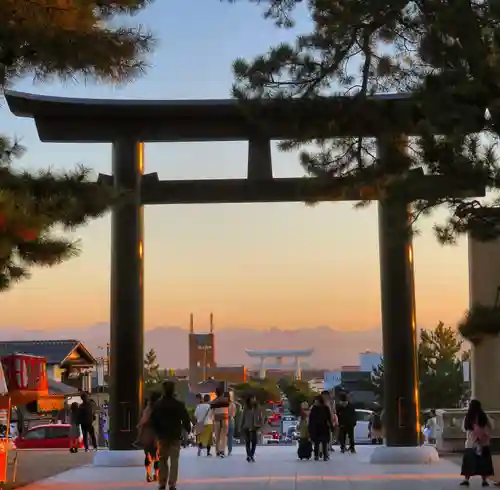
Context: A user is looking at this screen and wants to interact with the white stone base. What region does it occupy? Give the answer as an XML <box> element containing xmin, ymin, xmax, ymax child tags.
<box><xmin>93</xmin><ymin>450</ymin><xmax>145</xmax><ymax>467</ymax></box>
<box><xmin>369</xmin><ymin>445</ymin><xmax>440</xmax><ymax>465</ymax></box>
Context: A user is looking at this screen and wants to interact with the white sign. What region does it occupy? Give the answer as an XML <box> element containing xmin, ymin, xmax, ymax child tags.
<box><xmin>97</xmin><ymin>361</ymin><xmax>105</xmax><ymax>387</ymax></box>
<box><xmin>324</xmin><ymin>371</ymin><xmax>342</xmax><ymax>390</ymax></box>
<box><xmin>463</xmin><ymin>361</ymin><xmax>470</xmax><ymax>383</ymax></box>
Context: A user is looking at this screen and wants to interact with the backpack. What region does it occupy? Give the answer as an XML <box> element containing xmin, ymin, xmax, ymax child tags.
<box><xmin>149</xmin><ymin>400</ymin><xmax>166</xmax><ymax>435</ymax></box>
<box><xmin>372</xmin><ymin>414</ymin><xmax>382</xmax><ymax>430</ymax></box>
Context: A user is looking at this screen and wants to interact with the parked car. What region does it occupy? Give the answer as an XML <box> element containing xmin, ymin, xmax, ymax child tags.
<box><xmin>262</xmin><ymin>431</ymin><xmax>280</xmax><ymax>444</ymax></box>
<box><xmin>15</xmin><ymin>424</ymin><xmax>84</xmax><ymax>450</ymax></box>
<box><xmin>267</xmin><ymin>413</ymin><xmax>281</xmax><ymax>426</ymax></box>
<box><xmin>284</xmin><ymin>425</ymin><xmax>299</xmax><ymax>443</ymax></box>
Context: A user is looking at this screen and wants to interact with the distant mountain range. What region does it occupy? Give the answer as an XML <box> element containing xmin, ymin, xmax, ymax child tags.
<box><xmin>0</xmin><ymin>324</ymin><xmax>382</xmax><ymax>370</ymax></box>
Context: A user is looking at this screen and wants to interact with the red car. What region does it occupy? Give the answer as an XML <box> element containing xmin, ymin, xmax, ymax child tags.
<box><xmin>267</xmin><ymin>413</ymin><xmax>281</xmax><ymax>426</ymax></box>
<box><xmin>15</xmin><ymin>424</ymin><xmax>84</xmax><ymax>450</ymax></box>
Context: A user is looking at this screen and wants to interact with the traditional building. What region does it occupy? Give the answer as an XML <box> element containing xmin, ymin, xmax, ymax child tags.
<box><xmin>0</xmin><ymin>340</ymin><xmax>97</xmax><ymax>392</ymax></box>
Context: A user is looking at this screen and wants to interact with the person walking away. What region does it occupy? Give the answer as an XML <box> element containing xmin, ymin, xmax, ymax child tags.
<box><xmin>297</xmin><ymin>401</ymin><xmax>313</xmax><ymax>460</ymax></box>
<box><xmin>308</xmin><ymin>396</ymin><xmax>334</xmax><ymax>461</ymax></box>
<box><xmin>460</xmin><ymin>399</ymin><xmax>494</xmax><ymax>487</ymax></box>
<box><xmin>336</xmin><ymin>392</ymin><xmax>357</xmax><ymax>453</ymax></box>
<box><xmin>137</xmin><ymin>391</ymin><xmax>162</xmax><ymax>482</ymax></box>
<box><xmin>193</xmin><ymin>394</ymin><xmax>202</xmax><ymax>447</ymax></box>
<box><xmin>227</xmin><ymin>391</ymin><xmax>237</xmax><ymax>456</ymax></box>
<box><xmin>78</xmin><ymin>393</ymin><xmax>97</xmax><ymax>451</ymax></box>
<box><xmin>69</xmin><ymin>402</ymin><xmax>80</xmax><ymax>453</ymax></box>
<box><xmin>194</xmin><ymin>394</ymin><xmax>213</xmax><ymax>457</ymax></box>
<box><xmin>369</xmin><ymin>410</ymin><xmax>383</xmax><ymax>445</ymax></box>
<box><xmin>150</xmin><ymin>381</ymin><xmax>191</xmax><ymax>490</ymax></box>
<box><xmin>321</xmin><ymin>390</ymin><xmax>337</xmax><ymax>454</ymax></box>
<box><xmin>240</xmin><ymin>395</ymin><xmax>263</xmax><ymax>462</ymax></box>
<box><xmin>210</xmin><ymin>385</ymin><xmax>230</xmax><ymax>458</ymax></box>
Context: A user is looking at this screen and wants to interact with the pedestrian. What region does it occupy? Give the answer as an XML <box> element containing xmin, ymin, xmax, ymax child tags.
<box><xmin>336</xmin><ymin>392</ymin><xmax>357</xmax><ymax>454</ymax></box>
<box><xmin>78</xmin><ymin>393</ymin><xmax>97</xmax><ymax>451</ymax></box>
<box><xmin>369</xmin><ymin>409</ymin><xmax>383</xmax><ymax>445</ymax></box>
<box><xmin>227</xmin><ymin>391</ymin><xmax>237</xmax><ymax>456</ymax></box>
<box><xmin>321</xmin><ymin>390</ymin><xmax>337</xmax><ymax>454</ymax></box>
<box><xmin>149</xmin><ymin>381</ymin><xmax>192</xmax><ymax>490</ymax></box>
<box><xmin>460</xmin><ymin>399</ymin><xmax>494</xmax><ymax>487</ymax></box>
<box><xmin>137</xmin><ymin>391</ymin><xmax>162</xmax><ymax>482</ymax></box>
<box><xmin>308</xmin><ymin>396</ymin><xmax>334</xmax><ymax>461</ymax></box>
<box><xmin>425</xmin><ymin>410</ymin><xmax>437</xmax><ymax>445</ymax></box>
<box><xmin>240</xmin><ymin>395</ymin><xmax>263</xmax><ymax>462</ymax></box>
<box><xmin>69</xmin><ymin>402</ymin><xmax>80</xmax><ymax>453</ymax></box>
<box><xmin>297</xmin><ymin>401</ymin><xmax>313</xmax><ymax>460</ymax></box>
<box><xmin>194</xmin><ymin>394</ymin><xmax>213</xmax><ymax>457</ymax></box>
<box><xmin>210</xmin><ymin>384</ymin><xmax>230</xmax><ymax>458</ymax></box>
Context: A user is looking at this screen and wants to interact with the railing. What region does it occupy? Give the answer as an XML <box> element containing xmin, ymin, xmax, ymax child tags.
<box><xmin>435</xmin><ymin>409</ymin><xmax>500</xmax><ymax>453</ymax></box>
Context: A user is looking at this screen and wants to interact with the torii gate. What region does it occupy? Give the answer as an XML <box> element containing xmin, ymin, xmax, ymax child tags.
<box><xmin>4</xmin><ymin>91</ymin><xmax>484</xmax><ymax>464</ymax></box>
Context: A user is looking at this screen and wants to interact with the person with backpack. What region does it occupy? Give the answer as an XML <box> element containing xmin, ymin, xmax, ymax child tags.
<box><xmin>210</xmin><ymin>384</ymin><xmax>230</xmax><ymax>458</ymax></box>
<box><xmin>150</xmin><ymin>381</ymin><xmax>192</xmax><ymax>490</ymax></box>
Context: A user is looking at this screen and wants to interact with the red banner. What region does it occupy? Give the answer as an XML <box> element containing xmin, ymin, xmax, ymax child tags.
<box><xmin>0</xmin><ymin>396</ymin><xmax>11</xmax><ymax>483</ymax></box>
<box><xmin>2</xmin><ymin>355</ymin><xmax>48</xmax><ymax>405</ymax></box>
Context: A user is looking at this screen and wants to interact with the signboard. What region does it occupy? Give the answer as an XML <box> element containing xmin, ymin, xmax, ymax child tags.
<box><xmin>324</xmin><ymin>371</ymin><xmax>342</xmax><ymax>390</ymax></box>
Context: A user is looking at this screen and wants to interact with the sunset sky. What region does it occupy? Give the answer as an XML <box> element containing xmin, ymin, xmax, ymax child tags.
<box><xmin>1</xmin><ymin>1</ymin><xmax>470</xmax><ymax>333</ymax></box>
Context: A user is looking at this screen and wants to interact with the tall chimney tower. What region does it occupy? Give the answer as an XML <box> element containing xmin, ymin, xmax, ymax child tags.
<box><xmin>209</xmin><ymin>312</ymin><xmax>214</xmax><ymax>333</ymax></box>
<box><xmin>189</xmin><ymin>313</ymin><xmax>194</xmax><ymax>333</ymax></box>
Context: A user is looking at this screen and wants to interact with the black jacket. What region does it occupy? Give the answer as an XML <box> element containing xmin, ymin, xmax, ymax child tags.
<box><xmin>150</xmin><ymin>395</ymin><xmax>191</xmax><ymax>441</ymax></box>
<box><xmin>78</xmin><ymin>401</ymin><xmax>94</xmax><ymax>427</ymax></box>
<box><xmin>336</xmin><ymin>401</ymin><xmax>357</xmax><ymax>427</ymax></box>
<box><xmin>308</xmin><ymin>405</ymin><xmax>333</xmax><ymax>441</ymax></box>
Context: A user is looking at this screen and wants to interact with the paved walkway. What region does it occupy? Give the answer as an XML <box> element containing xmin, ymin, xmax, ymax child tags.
<box><xmin>25</xmin><ymin>445</ymin><xmax>467</xmax><ymax>490</ymax></box>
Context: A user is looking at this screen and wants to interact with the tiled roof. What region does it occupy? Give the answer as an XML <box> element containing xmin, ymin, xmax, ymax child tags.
<box><xmin>48</xmin><ymin>378</ymin><xmax>79</xmax><ymax>395</ymax></box>
<box><xmin>0</xmin><ymin>340</ymin><xmax>81</xmax><ymax>364</ymax></box>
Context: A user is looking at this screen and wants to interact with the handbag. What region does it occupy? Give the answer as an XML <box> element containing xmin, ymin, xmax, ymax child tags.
<box><xmin>474</xmin><ymin>423</ymin><xmax>491</xmax><ymax>447</ymax></box>
<box><xmin>195</xmin><ymin>407</ymin><xmax>211</xmax><ymax>434</ymax></box>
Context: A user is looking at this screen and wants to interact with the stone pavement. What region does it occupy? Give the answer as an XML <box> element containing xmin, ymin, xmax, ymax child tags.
<box><xmin>24</xmin><ymin>445</ymin><xmax>470</xmax><ymax>490</ymax></box>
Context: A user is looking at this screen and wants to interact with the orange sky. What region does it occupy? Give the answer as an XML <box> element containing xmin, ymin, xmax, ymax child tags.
<box><xmin>0</xmin><ymin>2</ymin><xmax>472</xmax><ymax>334</ymax></box>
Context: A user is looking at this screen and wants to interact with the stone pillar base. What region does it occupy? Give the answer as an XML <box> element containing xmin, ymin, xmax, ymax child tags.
<box><xmin>370</xmin><ymin>445</ymin><xmax>440</xmax><ymax>464</ymax></box>
<box><xmin>93</xmin><ymin>450</ymin><xmax>145</xmax><ymax>467</ymax></box>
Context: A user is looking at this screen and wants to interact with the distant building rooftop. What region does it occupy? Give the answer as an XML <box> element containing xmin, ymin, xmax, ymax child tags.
<box><xmin>341</xmin><ymin>365</ymin><xmax>360</xmax><ymax>372</ymax></box>
<box><xmin>245</xmin><ymin>349</ymin><xmax>314</xmax><ymax>358</ymax></box>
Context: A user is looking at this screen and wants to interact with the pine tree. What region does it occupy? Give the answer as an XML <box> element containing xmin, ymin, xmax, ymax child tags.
<box><xmin>369</xmin><ymin>359</ymin><xmax>385</xmax><ymax>403</ymax></box>
<box><xmin>144</xmin><ymin>348</ymin><xmax>160</xmax><ymax>387</ymax></box>
<box><xmin>0</xmin><ymin>0</ymin><xmax>154</xmax><ymax>290</ymax></box>
<box><xmin>369</xmin><ymin>323</ymin><xmax>466</xmax><ymax>407</ymax></box>
<box><xmin>418</xmin><ymin>322</ymin><xmax>465</xmax><ymax>408</ymax></box>
<box><xmin>228</xmin><ymin>0</ymin><xmax>500</xmax><ymax>243</ymax></box>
